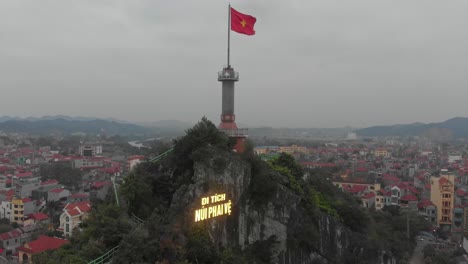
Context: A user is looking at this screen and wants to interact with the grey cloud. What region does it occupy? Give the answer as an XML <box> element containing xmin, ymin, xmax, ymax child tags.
<box><xmin>1</xmin><ymin>0</ymin><xmax>468</xmax><ymax>128</ymax></box>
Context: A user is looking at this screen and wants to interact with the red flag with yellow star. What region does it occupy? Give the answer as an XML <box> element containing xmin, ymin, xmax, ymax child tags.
<box><xmin>231</xmin><ymin>7</ymin><xmax>256</xmax><ymax>35</ymax></box>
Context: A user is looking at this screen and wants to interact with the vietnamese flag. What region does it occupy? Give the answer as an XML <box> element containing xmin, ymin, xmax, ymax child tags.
<box><xmin>231</xmin><ymin>7</ymin><xmax>256</xmax><ymax>36</ymax></box>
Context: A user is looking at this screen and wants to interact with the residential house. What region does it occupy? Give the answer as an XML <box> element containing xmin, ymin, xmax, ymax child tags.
<box><xmin>47</xmin><ymin>188</ymin><xmax>71</xmax><ymax>202</ymax></box>
<box><xmin>31</xmin><ymin>180</ymin><xmax>62</xmax><ymax>201</ymax></box>
<box><xmin>0</xmin><ymin>200</ymin><xmax>12</xmax><ymax>221</ymax></box>
<box><xmin>72</xmin><ymin>159</ymin><xmax>103</xmax><ymax>169</ymax></box>
<box><xmin>464</xmin><ymin>206</ymin><xmax>468</xmax><ymax>238</ymax></box>
<box><xmin>0</xmin><ymin>189</ymin><xmax>15</xmax><ymax>221</ymax></box>
<box><xmin>18</xmin><ymin>235</ymin><xmax>69</xmax><ymax>264</ymax></box>
<box><xmin>374</xmin><ymin>148</ymin><xmax>390</xmax><ymax>157</ymax></box>
<box><xmin>127</xmin><ymin>155</ymin><xmax>145</xmax><ymax>171</ymax></box>
<box><xmin>67</xmin><ymin>193</ymin><xmax>89</xmax><ymax>203</ymax></box>
<box><xmin>23</xmin><ymin>212</ymin><xmax>49</xmax><ymax>227</ymax></box>
<box><xmin>0</xmin><ymin>229</ymin><xmax>22</xmax><ymax>255</ymax></box>
<box><xmin>89</xmin><ymin>181</ymin><xmax>112</xmax><ymax>201</ymax></box>
<box><xmin>11</xmin><ymin>197</ymin><xmax>36</xmax><ymax>226</ymax></box>
<box><xmin>361</xmin><ymin>192</ymin><xmax>376</xmax><ymax>208</ymax></box>
<box><xmin>278</xmin><ymin>145</ymin><xmax>308</xmax><ymax>155</ymax></box>
<box><xmin>389</xmin><ymin>186</ymin><xmax>401</xmax><ymax>206</ymax></box>
<box><xmin>418</xmin><ymin>199</ymin><xmax>437</xmax><ymax>224</ymax></box>
<box><xmin>12</xmin><ymin>172</ymin><xmax>41</xmax><ymax>198</ymax></box>
<box><xmin>59</xmin><ymin>202</ymin><xmax>91</xmax><ymax>238</ymax></box>
<box><xmin>375</xmin><ymin>191</ymin><xmax>385</xmax><ymax>210</ymax></box>
<box><xmin>400</xmin><ymin>194</ymin><xmax>418</xmax><ymax>209</ymax></box>
<box><xmin>333</xmin><ymin>182</ymin><xmax>381</xmax><ymax>193</ymax></box>
<box><xmin>19</xmin><ymin>224</ymin><xmax>45</xmax><ymax>246</ymax></box>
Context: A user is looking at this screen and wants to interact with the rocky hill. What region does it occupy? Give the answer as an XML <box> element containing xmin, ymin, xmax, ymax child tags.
<box><xmin>111</xmin><ymin>118</ymin><xmax>424</xmax><ymax>264</ymax></box>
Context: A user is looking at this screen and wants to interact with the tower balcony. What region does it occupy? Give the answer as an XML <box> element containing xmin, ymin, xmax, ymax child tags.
<box><xmin>220</xmin><ymin>128</ymin><xmax>248</xmax><ymax>137</ymax></box>
<box><xmin>218</xmin><ymin>69</ymin><xmax>239</xmax><ymax>81</ymax></box>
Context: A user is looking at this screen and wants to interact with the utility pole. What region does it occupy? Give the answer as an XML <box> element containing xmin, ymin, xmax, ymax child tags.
<box><xmin>407</xmin><ymin>209</ymin><xmax>410</xmax><ymax>239</ymax></box>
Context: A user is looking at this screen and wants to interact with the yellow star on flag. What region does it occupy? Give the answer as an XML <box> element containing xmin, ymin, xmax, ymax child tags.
<box><xmin>240</xmin><ymin>20</ymin><xmax>247</xmax><ymax>27</ymax></box>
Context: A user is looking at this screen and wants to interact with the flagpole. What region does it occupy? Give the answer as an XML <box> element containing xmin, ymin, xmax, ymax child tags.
<box><xmin>227</xmin><ymin>3</ymin><xmax>231</xmax><ymax>68</ymax></box>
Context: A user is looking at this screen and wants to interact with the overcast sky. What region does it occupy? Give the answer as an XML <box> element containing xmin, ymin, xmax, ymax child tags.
<box><xmin>1</xmin><ymin>0</ymin><xmax>468</xmax><ymax>128</ymax></box>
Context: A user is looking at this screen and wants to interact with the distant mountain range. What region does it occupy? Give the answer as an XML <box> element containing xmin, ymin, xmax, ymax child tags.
<box><xmin>3</xmin><ymin>115</ymin><xmax>468</xmax><ymax>140</ymax></box>
<box><xmin>356</xmin><ymin>117</ymin><xmax>468</xmax><ymax>139</ymax></box>
<box><xmin>0</xmin><ymin>118</ymin><xmax>148</xmax><ymax>136</ymax></box>
<box><xmin>0</xmin><ymin>116</ymin><xmax>193</xmax><ymax>137</ymax></box>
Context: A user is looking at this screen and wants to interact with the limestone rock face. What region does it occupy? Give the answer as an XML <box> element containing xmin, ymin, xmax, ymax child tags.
<box><xmin>166</xmin><ymin>156</ymin><xmax>396</xmax><ymax>264</ymax></box>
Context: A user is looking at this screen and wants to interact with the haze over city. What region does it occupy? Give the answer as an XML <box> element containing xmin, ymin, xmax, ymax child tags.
<box><xmin>2</xmin><ymin>0</ymin><xmax>468</xmax><ymax>127</ymax></box>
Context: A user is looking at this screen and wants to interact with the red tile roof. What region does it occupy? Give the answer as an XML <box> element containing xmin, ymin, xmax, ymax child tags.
<box><xmin>128</xmin><ymin>155</ymin><xmax>145</xmax><ymax>161</ymax></box>
<box><xmin>27</xmin><ymin>212</ymin><xmax>49</xmax><ymax>221</ymax></box>
<box><xmin>425</xmin><ymin>183</ymin><xmax>431</xmax><ymax>190</ymax></box>
<box><xmin>415</xmin><ymin>175</ymin><xmax>424</xmax><ymax>181</ymax></box>
<box><xmin>64</xmin><ymin>201</ymin><xmax>91</xmax><ymax>216</ymax></box>
<box><xmin>407</xmin><ymin>186</ymin><xmax>420</xmax><ymax>195</ymax></box>
<box><xmin>439</xmin><ymin>177</ymin><xmax>449</xmax><ymax>185</ymax></box>
<box><xmin>15</xmin><ymin>172</ymin><xmax>33</xmax><ymax>178</ymax></box>
<box><xmin>70</xmin><ymin>193</ymin><xmax>88</xmax><ymax>199</ymax></box>
<box><xmin>401</xmin><ymin>194</ymin><xmax>418</xmax><ymax>201</ymax></box>
<box><xmin>0</xmin><ymin>229</ymin><xmax>21</xmax><ymax>240</ymax></box>
<box><xmin>22</xmin><ymin>198</ymin><xmax>32</xmax><ymax>203</ymax></box>
<box><xmin>41</xmin><ymin>179</ymin><xmax>59</xmax><ymax>186</ymax></box>
<box><xmin>456</xmin><ymin>189</ymin><xmax>466</xmax><ymax>196</ymax></box>
<box><xmin>301</xmin><ymin>162</ymin><xmax>336</xmax><ymax>168</ymax></box>
<box><xmin>362</xmin><ymin>192</ymin><xmax>376</xmax><ymax>199</ymax></box>
<box><xmin>348</xmin><ymin>185</ymin><xmax>368</xmax><ymax>194</ymax></box>
<box><xmin>18</xmin><ymin>235</ymin><xmax>68</xmax><ymax>254</ymax></box>
<box><xmin>355</xmin><ymin>167</ymin><xmax>368</xmax><ymax>173</ymax></box>
<box><xmin>417</xmin><ymin>199</ymin><xmax>435</xmax><ymax>209</ymax></box>
<box><xmin>49</xmin><ymin>188</ymin><xmax>65</xmax><ymax>194</ymax></box>
<box><xmin>397</xmin><ymin>182</ymin><xmax>408</xmax><ymax>189</ymax></box>
<box><xmin>383</xmin><ymin>175</ymin><xmax>400</xmax><ymax>183</ymax></box>
<box><xmin>91</xmin><ymin>181</ymin><xmax>112</xmax><ymax>189</ymax></box>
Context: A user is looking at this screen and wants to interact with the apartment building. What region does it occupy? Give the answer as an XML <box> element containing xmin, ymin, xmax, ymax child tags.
<box><xmin>430</xmin><ymin>171</ymin><xmax>455</xmax><ymax>229</ymax></box>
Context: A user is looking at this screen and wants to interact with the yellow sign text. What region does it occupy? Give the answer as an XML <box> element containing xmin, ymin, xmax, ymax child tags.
<box><xmin>195</xmin><ymin>193</ymin><xmax>232</xmax><ymax>222</ymax></box>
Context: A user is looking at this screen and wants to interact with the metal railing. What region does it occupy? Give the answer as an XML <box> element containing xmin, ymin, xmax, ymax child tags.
<box><xmin>87</xmin><ymin>215</ymin><xmax>145</xmax><ymax>264</ymax></box>
<box><xmin>130</xmin><ymin>213</ymin><xmax>145</xmax><ymax>225</ymax></box>
<box><xmin>88</xmin><ymin>245</ymin><xmax>120</xmax><ymax>264</ymax></box>
<box><xmin>220</xmin><ymin>128</ymin><xmax>248</xmax><ymax>137</ymax></box>
<box><xmin>149</xmin><ymin>148</ymin><xmax>174</xmax><ymax>163</ymax></box>
<box><xmin>218</xmin><ymin>70</ymin><xmax>239</xmax><ymax>81</ymax></box>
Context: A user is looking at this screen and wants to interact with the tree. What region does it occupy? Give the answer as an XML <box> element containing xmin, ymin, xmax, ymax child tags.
<box><xmin>40</xmin><ymin>163</ymin><xmax>82</xmax><ymax>190</ymax></box>
<box><xmin>80</xmin><ymin>202</ymin><xmax>132</xmax><ymax>248</ymax></box>
<box><xmin>186</xmin><ymin>224</ymin><xmax>219</xmax><ymax>264</ymax></box>
<box><xmin>171</xmin><ymin>117</ymin><xmax>231</xmax><ymax>177</ymax></box>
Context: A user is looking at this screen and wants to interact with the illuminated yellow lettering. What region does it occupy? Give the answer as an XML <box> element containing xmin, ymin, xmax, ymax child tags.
<box><xmin>226</xmin><ymin>200</ymin><xmax>232</xmax><ymax>215</ymax></box>
<box><xmin>217</xmin><ymin>204</ymin><xmax>223</xmax><ymax>216</ymax></box>
<box><xmin>194</xmin><ymin>194</ymin><xmax>231</xmax><ymax>222</ymax></box>
<box><xmin>195</xmin><ymin>209</ymin><xmax>201</xmax><ymax>222</ymax></box>
<box><xmin>208</xmin><ymin>207</ymin><xmax>213</xmax><ymax>218</ymax></box>
<box><xmin>202</xmin><ymin>208</ymin><xmax>207</xmax><ymax>220</ymax></box>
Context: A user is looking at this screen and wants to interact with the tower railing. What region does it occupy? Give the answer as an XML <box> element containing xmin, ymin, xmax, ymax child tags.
<box><xmin>220</xmin><ymin>128</ymin><xmax>248</xmax><ymax>137</ymax></box>
<box><xmin>218</xmin><ymin>71</ymin><xmax>239</xmax><ymax>81</ymax></box>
